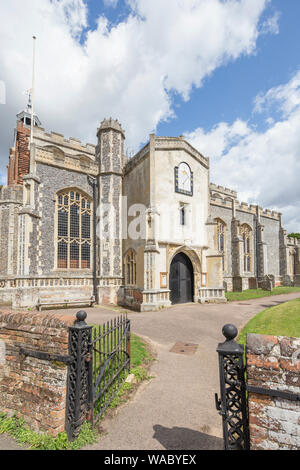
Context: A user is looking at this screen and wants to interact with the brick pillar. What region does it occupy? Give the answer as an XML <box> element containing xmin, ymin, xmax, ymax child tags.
<box><xmin>96</xmin><ymin>118</ymin><xmax>124</xmax><ymax>304</ymax></box>
<box><xmin>0</xmin><ymin>311</ymin><xmax>74</xmax><ymax>436</ymax></box>
<box><xmin>10</xmin><ymin>121</ymin><xmax>31</xmax><ymax>185</ymax></box>
<box><xmin>7</xmin><ymin>148</ymin><xmax>16</xmax><ymax>186</ymax></box>
<box><xmin>247</xmin><ymin>333</ymin><xmax>300</xmax><ymax>450</ymax></box>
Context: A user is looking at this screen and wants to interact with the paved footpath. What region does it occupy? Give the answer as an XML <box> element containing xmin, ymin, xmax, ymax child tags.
<box><xmin>0</xmin><ymin>292</ymin><xmax>299</xmax><ymax>451</ymax></box>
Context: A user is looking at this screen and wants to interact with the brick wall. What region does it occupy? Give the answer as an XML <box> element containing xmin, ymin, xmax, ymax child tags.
<box><xmin>7</xmin><ymin>120</ymin><xmax>30</xmax><ymax>186</ymax></box>
<box><xmin>0</xmin><ymin>311</ymin><xmax>75</xmax><ymax>436</ymax></box>
<box><xmin>247</xmin><ymin>333</ymin><xmax>300</xmax><ymax>450</ymax></box>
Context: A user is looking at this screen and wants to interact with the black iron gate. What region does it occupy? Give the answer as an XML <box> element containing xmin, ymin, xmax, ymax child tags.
<box><xmin>90</xmin><ymin>314</ymin><xmax>130</xmax><ymax>424</ymax></box>
<box><xmin>215</xmin><ymin>324</ymin><xmax>250</xmax><ymax>450</ymax></box>
<box><xmin>66</xmin><ymin>311</ymin><xmax>130</xmax><ymax>440</ymax></box>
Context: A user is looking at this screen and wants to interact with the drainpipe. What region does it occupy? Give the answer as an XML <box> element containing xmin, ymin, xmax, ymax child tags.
<box><xmin>88</xmin><ymin>175</ymin><xmax>98</xmax><ymax>304</ymax></box>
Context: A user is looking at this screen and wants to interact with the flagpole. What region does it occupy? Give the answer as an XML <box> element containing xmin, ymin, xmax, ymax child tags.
<box><xmin>30</xmin><ymin>36</ymin><xmax>36</xmax><ymax>145</ymax></box>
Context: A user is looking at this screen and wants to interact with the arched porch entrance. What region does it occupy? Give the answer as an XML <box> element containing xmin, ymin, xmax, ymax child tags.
<box><xmin>169</xmin><ymin>252</ymin><xmax>194</xmax><ymax>304</ymax></box>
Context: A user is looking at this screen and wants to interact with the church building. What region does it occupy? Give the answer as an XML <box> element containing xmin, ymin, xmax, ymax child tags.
<box><xmin>0</xmin><ymin>104</ymin><xmax>299</xmax><ymax>311</ymax></box>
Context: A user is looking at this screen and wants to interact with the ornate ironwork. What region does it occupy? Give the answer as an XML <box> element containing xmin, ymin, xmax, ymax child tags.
<box><xmin>19</xmin><ymin>347</ymin><xmax>72</xmax><ymax>364</ymax></box>
<box><xmin>215</xmin><ymin>324</ymin><xmax>250</xmax><ymax>450</ymax></box>
<box><xmin>247</xmin><ymin>385</ymin><xmax>300</xmax><ymax>402</ymax></box>
<box><xmin>66</xmin><ymin>311</ymin><xmax>92</xmax><ymax>441</ymax></box>
<box><xmin>91</xmin><ymin>314</ymin><xmax>130</xmax><ymax>424</ymax></box>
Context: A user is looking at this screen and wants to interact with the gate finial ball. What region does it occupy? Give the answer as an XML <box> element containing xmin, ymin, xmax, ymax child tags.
<box><xmin>222</xmin><ymin>324</ymin><xmax>238</xmax><ymax>341</ymax></box>
<box><xmin>76</xmin><ymin>310</ymin><xmax>87</xmax><ymax>324</ymax></box>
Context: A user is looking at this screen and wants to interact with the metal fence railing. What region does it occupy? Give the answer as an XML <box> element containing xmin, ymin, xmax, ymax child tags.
<box><xmin>91</xmin><ymin>315</ymin><xmax>131</xmax><ymax>424</ymax></box>
<box><xmin>66</xmin><ymin>311</ymin><xmax>130</xmax><ymax>440</ymax></box>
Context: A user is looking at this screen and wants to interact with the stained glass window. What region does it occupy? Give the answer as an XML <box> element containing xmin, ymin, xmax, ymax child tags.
<box><xmin>57</xmin><ymin>189</ymin><xmax>92</xmax><ymax>269</ymax></box>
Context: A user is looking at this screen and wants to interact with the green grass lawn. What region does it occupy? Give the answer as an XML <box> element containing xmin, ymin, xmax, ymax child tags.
<box><xmin>238</xmin><ymin>297</ymin><xmax>300</xmax><ymax>345</ymax></box>
<box><xmin>226</xmin><ymin>286</ymin><xmax>300</xmax><ymax>302</ymax></box>
<box><xmin>130</xmin><ymin>333</ymin><xmax>151</xmax><ymax>368</ymax></box>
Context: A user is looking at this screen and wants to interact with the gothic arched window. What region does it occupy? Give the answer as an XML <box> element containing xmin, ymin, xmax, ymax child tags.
<box><xmin>240</xmin><ymin>224</ymin><xmax>252</xmax><ymax>273</ymax></box>
<box><xmin>125</xmin><ymin>250</ymin><xmax>137</xmax><ymax>285</ymax></box>
<box><xmin>289</xmin><ymin>250</ymin><xmax>296</xmax><ymax>276</ymax></box>
<box><xmin>215</xmin><ymin>219</ymin><xmax>226</xmax><ymax>271</ymax></box>
<box><xmin>56</xmin><ymin>189</ymin><xmax>92</xmax><ymax>269</ymax></box>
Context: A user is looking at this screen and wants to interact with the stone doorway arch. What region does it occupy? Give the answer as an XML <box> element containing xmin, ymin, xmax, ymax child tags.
<box><xmin>168</xmin><ymin>247</ymin><xmax>202</xmax><ymax>304</ymax></box>
<box><xmin>169</xmin><ymin>246</ymin><xmax>201</xmax><ymax>303</ymax></box>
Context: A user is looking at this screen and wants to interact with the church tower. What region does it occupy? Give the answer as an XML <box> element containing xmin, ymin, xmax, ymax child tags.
<box><xmin>96</xmin><ymin>118</ymin><xmax>125</xmax><ymax>303</ymax></box>
<box><xmin>7</xmin><ymin>94</ymin><xmax>41</xmax><ymax>185</ymax></box>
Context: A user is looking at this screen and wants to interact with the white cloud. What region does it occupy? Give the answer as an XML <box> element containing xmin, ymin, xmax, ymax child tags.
<box><xmin>0</xmin><ymin>0</ymin><xmax>273</xmax><ymax>184</ymax></box>
<box><xmin>186</xmin><ymin>71</ymin><xmax>300</xmax><ymax>233</ymax></box>
<box><xmin>54</xmin><ymin>0</ymin><xmax>88</xmax><ymax>38</ymax></box>
<box><xmin>260</xmin><ymin>10</ymin><xmax>280</xmax><ymax>35</ymax></box>
<box><xmin>254</xmin><ymin>70</ymin><xmax>300</xmax><ymax>116</ymax></box>
<box><xmin>103</xmin><ymin>0</ymin><xmax>119</xmax><ymax>8</ymax></box>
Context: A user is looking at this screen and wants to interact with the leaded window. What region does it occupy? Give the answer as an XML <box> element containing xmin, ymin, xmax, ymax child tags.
<box><xmin>240</xmin><ymin>224</ymin><xmax>252</xmax><ymax>273</ymax></box>
<box><xmin>215</xmin><ymin>219</ymin><xmax>226</xmax><ymax>271</ymax></box>
<box><xmin>57</xmin><ymin>189</ymin><xmax>92</xmax><ymax>269</ymax></box>
<box><xmin>289</xmin><ymin>250</ymin><xmax>296</xmax><ymax>276</ymax></box>
<box><xmin>125</xmin><ymin>250</ymin><xmax>137</xmax><ymax>285</ymax></box>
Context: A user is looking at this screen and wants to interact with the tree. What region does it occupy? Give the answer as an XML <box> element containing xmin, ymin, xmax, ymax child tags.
<box><xmin>288</xmin><ymin>233</ymin><xmax>300</xmax><ymax>239</ymax></box>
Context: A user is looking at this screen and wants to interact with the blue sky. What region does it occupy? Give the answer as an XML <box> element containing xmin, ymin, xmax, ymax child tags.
<box><xmin>161</xmin><ymin>0</ymin><xmax>300</xmax><ymax>136</ymax></box>
<box><xmin>0</xmin><ymin>0</ymin><xmax>299</xmax><ymax>231</ymax></box>
<box><xmin>82</xmin><ymin>0</ymin><xmax>300</xmax><ymax>138</ymax></box>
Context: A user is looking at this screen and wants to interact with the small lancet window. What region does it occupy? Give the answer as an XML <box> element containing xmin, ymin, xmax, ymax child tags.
<box><xmin>125</xmin><ymin>250</ymin><xmax>137</xmax><ymax>285</ymax></box>
<box><xmin>180</xmin><ymin>207</ymin><xmax>185</xmax><ymax>226</ymax></box>
<box><xmin>215</xmin><ymin>218</ymin><xmax>226</xmax><ymax>271</ymax></box>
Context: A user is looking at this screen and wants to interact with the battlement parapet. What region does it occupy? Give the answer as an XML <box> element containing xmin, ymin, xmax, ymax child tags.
<box><xmin>97</xmin><ymin>118</ymin><xmax>125</xmax><ymax>138</ymax></box>
<box><xmin>33</xmin><ymin>127</ymin><xmax>98</xmax><ymax>175</ymax></box>
<box><xmin>250</xmin><ymin>204</ymin><xmax>258</xmax><ymax>213</ymax></box>
<box><xmin>33</xmin><ymin>126</ymin><xmax>96</xmax><ymax>156</ymax></box>
<box><xmin>236</xmin><ymin>202</ymin><xmax>256</xmax><ymax>214</ymax></box>
<box><xmin>261</xmin><ymin>209</ymin><xmax>280</xmax><ymax>220</ymax></box>
<box><xmin>287</xmin><ymin>237</ymin><xmax>300</xmax><ymax>246</ymax></box>
<box><xmin>210</xmin><ymin>183</ymin><xmax>237</xmax><ymax>198</ymax></box>
<box><xmin>210</xmin><ymin>195</ymin><xmax>233</xmax><ymax>210</ymax></box>
<box><xmin>210</xmin><ymin>195</ymin><xmax>281</xmax><ymax>221</ymax></box>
